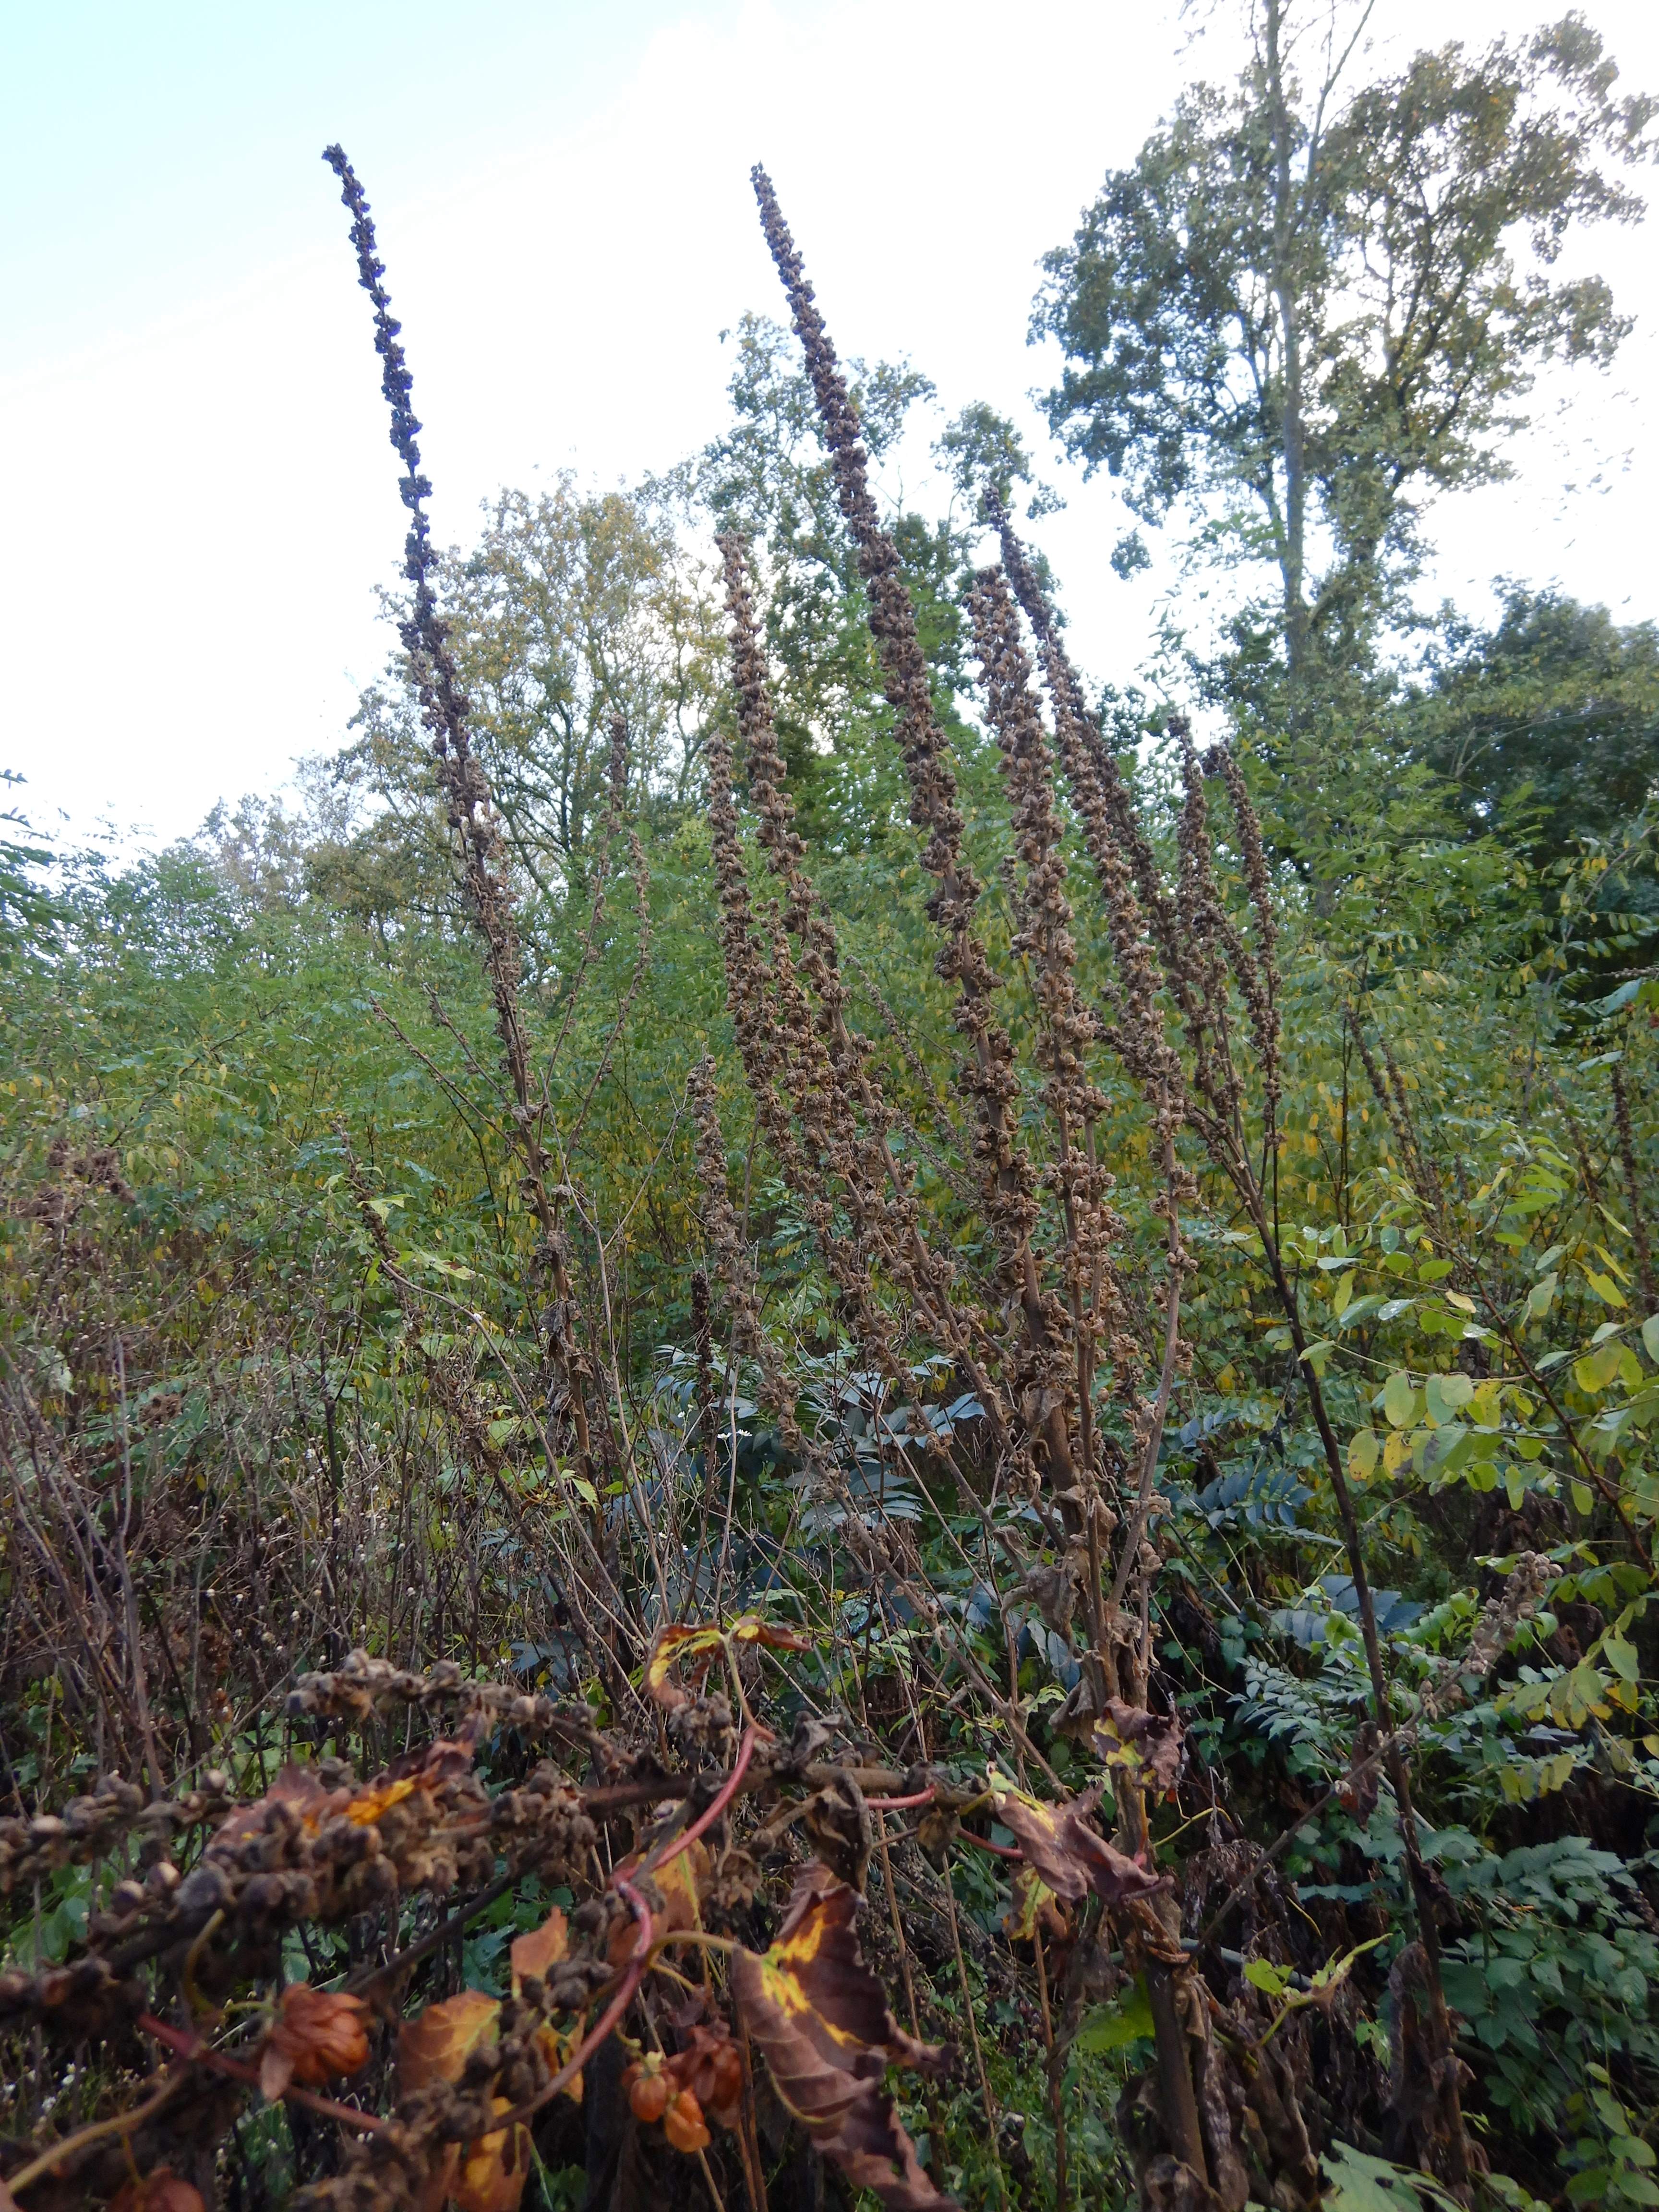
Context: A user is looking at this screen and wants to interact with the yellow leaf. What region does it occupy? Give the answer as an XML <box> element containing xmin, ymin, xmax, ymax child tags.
<box><xmin>454</xmin><ymin>2097</ymin><xmax>533</xmax><ymax>2212</ymax></box>
<box><xmin>398</xmin><ymin>1989</ymin><xmax>500</xmax><ymax>2095</ymax></box>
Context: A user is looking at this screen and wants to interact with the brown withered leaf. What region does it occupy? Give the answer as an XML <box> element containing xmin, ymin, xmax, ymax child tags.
<box><xmin>259</xmin><ymin>1982</ymin><xmax>371</xmax><ymax>2101</ymax></box>
<box><xmin>607</xmin><ymin>1840</ymin><xmax>709</xmax><ymax>1964</ymax></box>
<box><xmin>399</xmin><ymin>1995</ymin><xmax>534</xmax><ymax>2209</ymax></box>
<box><xmin>509</xmin><ymin>1904</ymin><xmax>569</xmax><ymax>1993</ymax></box>
<box><xmin>802</xmin><ymin>1772</ymin><xmax>873</xmax><ymax>1890</ymax></box>
<box><xmin>398</xmin><ymin>1988</ymin><xmax>501</xmax><ymax>2094</ymax></box>
<box><xmin>916</xmin><ymin>1800</ymin><xmax>960</xmax><ymax>1869</ymax></box>
<box><xmin>730</xmin><ymin>1863</ymin><xmax>956</xmax><ymax>2212</ymax></box>
<box><xmin>341</xmin><ymin>1775</ymin><xmax>418</xmax><ymax>1827</ymax></box>
<box><xmin>728</xmin><ymin>1612</ymin><xmax>813</xmax><ymax>1655</ymax></box>
<box><xmin>1093</xmin><ymin>1699</ymin><xmax>1184</xmax><ymax>1800</ymax></box>
<box><xmin>1002</xmin><ymin>1865</ymin><xmax>1070</xmax><ymax>1947</ymax></box>
<box><xmin>986</xmin><ymin>1775</ymin><xmax>1166</xmax><ymax>1908</ymax></box>
<box><xmin>211</xmin><ymin>1763</ymin><xmax>345</xmax><ymax>1850</ymax></box>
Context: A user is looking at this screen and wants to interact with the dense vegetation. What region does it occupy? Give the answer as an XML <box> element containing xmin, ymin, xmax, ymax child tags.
<box><xmin>4</xmin><ymin>11</ymin><xmax>1659</xmax><ymax>2212</ymax></box>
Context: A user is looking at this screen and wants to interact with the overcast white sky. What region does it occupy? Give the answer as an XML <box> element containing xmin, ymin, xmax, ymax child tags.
<box><xmin>5</xmin><ymin>0</ymin><xmax>1658</xmax><ymax>851</ymax></box>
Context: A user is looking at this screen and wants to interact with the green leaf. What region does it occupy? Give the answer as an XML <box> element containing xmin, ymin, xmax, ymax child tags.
<box><xmin>1642</xmin><ymin>1314</ymin><xmax>1659</xmax><ymax>1364</ymax></box>
<box><xmin>1242</xmin><ymin>1958</ymin><xmax>1291</xmax><ymax>1997</ymax></box>
<box><xmin>1424</xmin><ymin>1372</ymin><xmax>1473</xmax><ymax>1425</ymax></box>
<box><xmin>1603</xmin><ymin>1633</ymin><xmax>1640</xmax><ymax>1683</ymax></box>
<box><xmin>1383</xmin><ymin>1371</ymin><xmax>1417</xmax><ymax>1429</ymax></box>
<box><xmin>1322</xmin><ymin>2140</ymin><xmax>1463</xmax><ymax>2212</ymax></box>
<box><xmin>1574</xmin><ymin>1339</ymin><xmax>1625</xmax><ymax>1394</ymax></box>
<box><xmin>1349</xmin><ymin>1428</ymin><xmax>1380</xmax><ymax>1479</ymax></box>
<box><xmin>1587</xmin><ymin>1270</ymin><xmax>1628</xmax><ymax>1310</ymax></box>
<box><xmin>1075</xmin><ymin>1977</ymin><xmax>1155</xmax><ymax>2052</ymax></box>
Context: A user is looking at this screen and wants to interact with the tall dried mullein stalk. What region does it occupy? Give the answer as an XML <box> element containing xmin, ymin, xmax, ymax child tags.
<box><xmin>994</xmin><ymin>495</ymin><xmax>1472</xmax><ymax>2189</ymax></box>
<box><xmin>717</xmin><ymin>535</ymin><xmax>1014</xmax><ymax>1457</ymax></box>
<box><xmin>701</xmin><ymin>572</ymin><xmax>902</xmax><ymax>1393</ymax></box>
<box><xmin>966</xmin><ymin>572</ymin><xmax>1129</xmax><ymax>1429</ymax></box>
<box><xmin>990</xmin><ymin>493</ymin><xmax>1187</xmax><ymax>1001</ymax></box>
<box><xmin>685</xmin><ymin>1055</ymin><xmax>803</xmax><ymax>1456</ymax></box>
<box><xmin>323</xmin><ymin>147</ymin><xmax>597</xmax><ymax>1489</ymax></box>
<box><xmin>752</xmin><ymin>169</ymin><xmax>1083</xmax><ymax>1507</ymax></box>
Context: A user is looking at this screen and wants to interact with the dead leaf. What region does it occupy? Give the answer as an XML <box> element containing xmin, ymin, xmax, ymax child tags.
<box><xmin>509</xmin><ymin>1904</ymin><xmax>569</xmax><ymax>1992</ymax></box>
<box><xmin>1002</xmin><ymin>1865</ymin><xmax>1069</xmax><ymax>1946</ymax></box>
<box><xmin>398</xmin><ymin>1988</ymin><xmax>501</xmax><ymax>2095</ymax></box>
<box><xmin>730</xmin><ymin>1863</ymin><xmax>956</xmax><ymax>2211</ymax></box>
<box><xmin>259</xmin><ymin>1982</ymin><xmax>371</xmax><ymax>2101</ymax></box>
<box><xmin>728</xmin><ymin>1613</ymin><xmax>814</xmax><ymax>1655</ymax></box>
<box><xmin>211</xmin><ymin>1764</ymin><xmax>344</xmax><ymax>1850</ymax></box>
<box><xmin>532</xmin><ymin>2020</ymin><xmax>585</xmax><ymax>2104</ymax></box>
<box><xmin>916</xmin><ymin>1800</ymin><xmax>960</xmax><ymax>1869</ymax></box>
<box><xmin>1093</xmin><ymin>1699</ymin><xmax>1184</xmax><ymax>1799</ymax></box>
<box><xmin>454</xmin><ymin>2097</ymin><xmax>532</xmax><ymax>2212</ymax></box>
<box><xmin>647</xmin><ymin>1615</ymin><xmax>812</xmax><ymax>1714</ymax></box>
<box><xmin>646</xmin><ymin>1623</ymin><xmax>729</xmax><ymax>1712</ymax></box>
<box><xmin>986</xmin><ymin>1775</ymin><xmax>1166</xmax><ymax>1907</ymax></box>
<box><xmin>802</xmin><ymin>1772</ymin><xmax>873</xmax><ymax>1890</ymax></box>
<box><xmin>343</xmin><ymin>1775</ymin><xmax>418</xmax><ymax>1826</ymax></box>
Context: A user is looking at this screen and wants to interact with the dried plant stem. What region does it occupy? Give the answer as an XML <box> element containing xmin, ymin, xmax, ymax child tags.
<box><xmin>1612</xmin><ymin>1060</ymin><xmax>1657</xmax><ymax>1311</ymax></box>
<box><xmin>4</xmin><ymin>2069</ymin><xmax>187</xmax><ymax>2195</ymax></box>
<box><xmin>323</xmin><ymin>144</ymin><xmax>597</xmax><ymax>1489</ymax></box>
<box><xmin>751</xmin><ymin>177</ymin><xmax>1084</xmax><ymax>1514</ymax></box>
<box><xmin>1033</xmin><ymin>1929</ymin><xmax>1069</xmax><ymax>2212</ymax></box>
<box><xmin>938</xmin><ymin>1866</ymin><xmax>1006</xmax><ymax>2207</ymax></box>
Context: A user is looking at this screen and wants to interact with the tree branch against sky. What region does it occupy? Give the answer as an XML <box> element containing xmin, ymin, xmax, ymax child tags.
<box><xmin>1034</xmin><ymin>5</ymin><xmax>1657</xmax><ymax>727</ymax></box>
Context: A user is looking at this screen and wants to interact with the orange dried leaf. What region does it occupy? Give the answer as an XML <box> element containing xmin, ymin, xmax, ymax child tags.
<box><xmin>509</xmin><ymin>1904</ymin><xmax>569</xmax><ymax>1992</ymax></box>
<box><xmin>533</xmin><ymin>2021</ymin><xmax>585</xmax><ymax>2104</ymax></box>
<box><xmin>653</xmin><ymin>1838</ymin><xmax>709</xmax><ymax>1935</ymax></box>
<box><xmin>344</xmin><ymin>1775</ymin><xmax>418</xmax><ymax>1826</ymax></box>
<box><xmin>454</xmin><ymin>2097</ymin><xmax>532</xmax><ymax>2212</ymax></box>
<box><xmin>731</xmin><ymin>1863</ymin><xmax>955</xmax><ymax>2211</ymax></box>
<box><xmin>646</xmin><ymin>1623</ymin><xmax>729</xmax><ymax>1712</ymax></box>
<box><xmin>398</xmin><ymin>1988</ymin><xmax>501</xmax><ymax>2095</ymax></box>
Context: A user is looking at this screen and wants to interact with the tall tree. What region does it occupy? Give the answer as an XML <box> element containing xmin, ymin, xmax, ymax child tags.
<box><xmin>321</xmin><ymin>475</ymin><xmax>721</xmax><ymax>926</ymax></box>
<box><xmin>1409</xmin><ymin>585</ymin><xmax>1659</xmax><ymax>880</ymax></box>
<box><xmin>1035</xmin><ymin>6</ymin><xmax>1654</xmax><ymax>762</ymax></box>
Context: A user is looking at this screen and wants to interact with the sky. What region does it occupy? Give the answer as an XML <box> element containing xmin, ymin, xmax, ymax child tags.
<box><xmin>5</xmin><ymin>0</ymin><xmax>1659</xmax><ymax>851</ymax></box>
